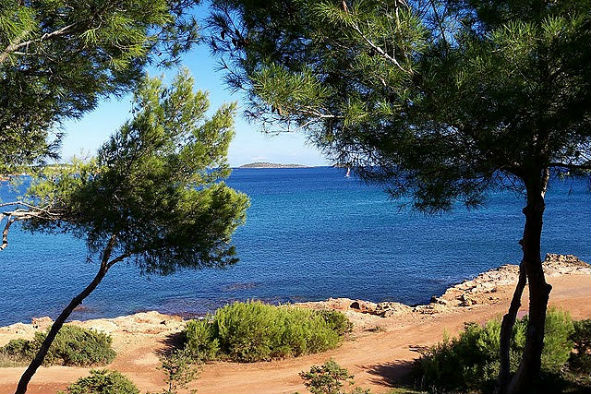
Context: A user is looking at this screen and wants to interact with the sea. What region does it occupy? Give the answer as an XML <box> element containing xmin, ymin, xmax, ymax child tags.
<box><xmin>0</xmin><ymin>167</ymin><xmax>589</xmax><ymax>326</ymax></box>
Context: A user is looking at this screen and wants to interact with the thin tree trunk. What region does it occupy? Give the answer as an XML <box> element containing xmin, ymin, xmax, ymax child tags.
<box><xmin>14</xmin><ymin>235</ymin><xmax>119</xmax><ymax>394</ymax></box>
<box><xmin>506</xmin><ymin>176</ymin><xmax>552</xmax><ymax>394</ymax></box>
<box><xmin>496</xmin><ymin>262</ymin><xmax>527</xmax><ymax>394</ymax></box>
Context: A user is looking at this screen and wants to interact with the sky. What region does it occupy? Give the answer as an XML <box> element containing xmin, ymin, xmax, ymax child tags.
<box><xmin>59</xmin><ymin>5</ymin><xmax>330</xmax><ymax>167</ymax></box>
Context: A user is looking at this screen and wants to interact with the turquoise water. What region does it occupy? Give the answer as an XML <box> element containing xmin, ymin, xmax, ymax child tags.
<box><xmin>0</xmin><ymin>167</ymin><xmax>589</xmax><ymax>325</ymax></box>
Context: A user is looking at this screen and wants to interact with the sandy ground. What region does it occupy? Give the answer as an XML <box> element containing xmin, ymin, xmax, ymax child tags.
<box><xmin>0</xmin><ymin>260</ymin><xmax>589</xmax><ymax>394</ymax></box>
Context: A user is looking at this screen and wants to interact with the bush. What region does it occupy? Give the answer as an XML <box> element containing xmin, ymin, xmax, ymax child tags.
<box><xmin>569</xmin><ymin>319</ymin><xmax>591</xmax><ymax>374</ymax></box>
<box><xmin>300</xmin><ymin>360</ymin><xmax>371</xmax><ymax>394</ymax></box>
<box><xmin>416</xmin><ymin>308</ymin><xmax>575</xmax><ymax>393</ymax></box>
<box><xmin>157</xmin><ymin>348</ymin><xmax>200</xmax><ymax>394</ymax></box>
<box><xmin>0</xmin><ymin>325</ymin><xmax>116</xmax><ymax>367</ymax></box>
<box><xmin>58</xmin><ymin>369</ymin><xmax>139</xmax><ymax>394</ymax></box>
<box><xmin>318</xmin><ymin>310</ymin><xmax>353</xmax><ymax>336</ymax></box>
<box><xmin>0</xmin><ymin>338</ymin><xmax>37</xmax><ymax>364</ymax></box>
<box><xmin>183</xmin><ymin>319</ymin><xmax>220</xmax><ymax>361</ymax></box>
<box><xmin>183</xmin><ymin>301</ymin><xmax>350</xmax><ymax>362</ymax></box>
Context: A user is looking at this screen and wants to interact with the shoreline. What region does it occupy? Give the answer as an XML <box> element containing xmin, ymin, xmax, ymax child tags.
<box><xmin>0</xmin><ymin>253</ymin><xmax>589</xmax><ymax>394</ymax></box>
<box><xmin>0</xmin><ymin>253</ymin><xmax>591</xmax><ymax>336</ymax></box>
<box><xmin>1</xmin><ymin>253</ymin><xmax>588</xmax><ymax>338</ymax></box>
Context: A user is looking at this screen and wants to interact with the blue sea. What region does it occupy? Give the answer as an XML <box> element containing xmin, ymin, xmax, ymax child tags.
<box><xmin>0</xmin><ymin>167</ymin><xmax>589</xmax><ymax>326</ymax></box>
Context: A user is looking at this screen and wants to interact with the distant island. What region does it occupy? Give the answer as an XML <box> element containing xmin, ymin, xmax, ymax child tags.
<box><xmin>238</xmin><ymin>162</ymin><xmax>310</xmax><ymax>169</ymax></box>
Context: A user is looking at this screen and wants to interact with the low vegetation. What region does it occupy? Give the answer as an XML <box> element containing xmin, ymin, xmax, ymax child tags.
<box><xmin>57</xmin><ymin>369</ymin><xmax>139</xmax><ymax>394</ymax></box>
<box><xmin>299</xmin><ymin>359</ymin><xmax>371</xmax><ymax>394</ymax></box>
<box><xmin>415</xmin><ymin>309</ymin><xmax>590</xmax><ymax>393</ymax></box>
<box><xmin>156</xmin><ymin>349</ymin><xmax>200</xmax><ymax>394</ymax></box>
<box><xmin>569</xmin><ymin>319</ymin><xmax>591</xmax><ymax>374</ymax></box>
<box><xmin>182</xmin><ymin>301</ymin><xmax>351</xmax><ymax>362</ymax></box>
<box><xmin>0</xmin><ymin>325</ymin><xmax>115</xmax><ymax>367</ymax></box>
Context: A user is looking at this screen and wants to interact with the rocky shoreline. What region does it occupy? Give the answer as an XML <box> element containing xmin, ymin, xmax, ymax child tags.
<box><xmin>296</xmin><ymin>253</ymin><xmax>590</xmax><ymax>317</ymax></box>
<box><xmin>1</xmin><ymin>254</ymin><xmax>588</xmax><ymax>341</ymax></box>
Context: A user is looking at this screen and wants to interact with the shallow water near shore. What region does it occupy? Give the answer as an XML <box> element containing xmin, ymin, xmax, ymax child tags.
<box><xmin>1</xmin><ymin>167</ymin><xmax>590</xmax><ymax>325</ymax></box>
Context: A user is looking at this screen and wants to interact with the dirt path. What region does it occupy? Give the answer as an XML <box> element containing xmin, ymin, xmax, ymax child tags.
<box><xmin>0</xmin><ymin>274</ymin><xmax>589</xmax><ymax>394</ymax></box>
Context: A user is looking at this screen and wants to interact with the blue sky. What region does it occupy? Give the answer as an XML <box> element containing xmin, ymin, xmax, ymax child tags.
<box><xmin>59</xmin><ymin>6</ymin><xmax>329</xmax><ymax>167</ymax></box>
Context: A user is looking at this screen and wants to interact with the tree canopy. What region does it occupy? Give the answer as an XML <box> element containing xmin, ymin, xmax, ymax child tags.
<box><xmin>207</xmin><ymin>1</ymin><xmax>591</xmax><ymax>392</ymax></box>
<box><xmin>0</xmin><ymin>0</ymin><xmax>200</xmax><ymax>173</ymax></box>
<box><xmin>209</xmin><ymin>0</ymin><xmax>591</xmax><ymax>209</ymax></box>
<box><xmin>23</xmin><ymin>69</ymin><xmax>249</xmax><ymax>272</ymax></box>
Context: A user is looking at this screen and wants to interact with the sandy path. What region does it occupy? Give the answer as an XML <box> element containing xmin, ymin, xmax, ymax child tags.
<box><xmin>0</xmin><ymin>274</ymin><xmax>589</xmax><ymax>394</ymax></box>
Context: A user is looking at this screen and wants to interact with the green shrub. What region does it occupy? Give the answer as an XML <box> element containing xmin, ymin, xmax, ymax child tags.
<box><xmin>183</xmin><ymin>301</ymin><xmax>350</xmax><ymax>362</ymax></box>
<box><xmin>521</xmin><ymin>309</ymin><xmax>574</xmax><ymax>372</ymax></box>
<box><xmin>300</xmin><ymin>359</ymin><xmax>371</xmax><ymax>394</ymax></box>
<box><xmin>569</xmin><ymin>319</ymin><xmax>591</xmax><ymax>374</ymax></box>
<box><xmin>183</xmin><ymin>319</ymin><xmax>220</xmax><ymax>361</ymax></box>
<box><xmin>0</xmin><ymin>338</ymin><xmax>37</xmax><ymax>364</ymax></box>
<box><xmin>0</xmin><ymin>325</ymin><xmax>116</xmax><ymax>367</ymax></box>
<box><xmin>58</xmin><ymin>369</ymin><xmax>139</xmax><ymax>394</ymax></box>
<box><xmin>157</xmin><ymin>348</ymin><xmax>200</xmax><ymax>394</ymax></box>
<box><xmin>416</xmin><ymin>308</ymin><xmax>575</xmax><ymax>393</ymax></box>
<box><xmin>318</xmin><ymin>310</ymin><xmax>353</xmax><ymax>336</ymax></box>
<box><xmin>37</xmin><ymin>325</ymin><xmax>116</xmax><ymax>366</ymax></box>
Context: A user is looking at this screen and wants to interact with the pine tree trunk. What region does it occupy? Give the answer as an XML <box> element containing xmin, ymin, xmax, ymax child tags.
<box><xmin>14</xmin><ymin>262</ymin><xmax>109</xmax><ymax>394</ymax></box>
<box><xmin>505</xmin><ymin>180</ymin><xmax>552</xmax><ymax>394</ymax></box>
<box><xmin>14</xmin><ymin>234</ymin><xmax>120</xmax><ymax>394</ymax></box>
<box><xmin>496</xmin><ymin>262</ymin><xmax>526</xmax><ymax>394</ymax></box>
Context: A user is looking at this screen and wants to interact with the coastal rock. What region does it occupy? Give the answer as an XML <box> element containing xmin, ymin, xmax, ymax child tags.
<box><xmin>32</xmin><ymin>316</ymin><xmax>53</xmax><ymax>330</ymax></box>
<box><xmin>430</xmin><ymin>296</ymin><xmax>449</xmax><ymax>306</ymax></box>
<box><xmin>0</xmin><ymin>322</ymin><xmax>35</xmax><ymax>337</ymax></box>
<box><xmin>438</xmin><ymin>254</ymin><xmax>590</xmax><ymax>308</ymax></box>
<box><xmin>459</xmin><ymin>294</ymin><xmax>476</xmax><ymax>306</ymax></box>
<box><xmin>375</xmin><ymin>302</ymin><xmax>413</xmax><ymax>317</ymax></box>
<box><xmin>414</xmin><ymin>303</ymin><xmax>449</xmax><ymax>314</ymax></box>
<box><xmin>349</xmin><ymin>300</ymin><xmax>378</xmax><ymax>313</ymax></box>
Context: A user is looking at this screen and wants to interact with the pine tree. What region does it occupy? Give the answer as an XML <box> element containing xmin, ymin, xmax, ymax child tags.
<box><xmin>0</xmin><ymin>70</ymin><xmax>249</xmax><ymax>394</ymax></box>
<box><xmin>207</xmin><ymin>1</ymin><xmax>591</xmax><ymax>392</ymax></box>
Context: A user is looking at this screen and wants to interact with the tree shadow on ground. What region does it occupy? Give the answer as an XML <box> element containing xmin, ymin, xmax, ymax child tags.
<box><xmin>156</xmin><ymin>331</ymin><xmax>186</xmax><ymax>357</ymax></box>
<box><xmin>365</xmin><ymin>359</ymin><xmax>416</xmax><ymax>388</ymax></box>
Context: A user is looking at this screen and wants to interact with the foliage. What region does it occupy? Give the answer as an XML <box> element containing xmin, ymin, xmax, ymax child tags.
<box><xmin>569</xmin><ymin>319</ymin><xmax>591</xmax><ymax>374</ymax></box>
<box><xmin>416</xmin><ymin>309</ymin><xmax>574</xmax><ymax>393</ymax></box>
<box><xmin>0</xmin><ymin>325</ymin><xmax>116</xmax><ymax>367</ymax></box>
<box><xmin>0</xmin><ymin>0</ymin><xmax>200</xmax><ymax>173</ymax></box>
<box><xmin>299</xmin><ymin>360</ymin><xmax>371</xmax><ymax>394</ymax></box>
<box><xmin>35</xmin><ymin>325</ymin><xmax>117</xmax><ymax>367</ymax></box>
<box><xmin>0</xmin><ymin>338</ymin><xmax>36</xmax><ymax>364</ymax></box>
<box><xmin>157</xmin><ymin>349</ymin><xmax>200</xmax><ymax>394</ymax></box>
<box><xmin>57</xmin><ymin>369</ymin><xmax>139</xmax><ymax>394</ymax></box>
<box><xmin>209</xmin><ymin>0</ymin><xmax>591</xmax><ymax>209</ymax></box>
<box><xmin>183</xmin><ymin>301</ymin><xmax>350</xmax><ymax>362</ymax></box>
<box><xmin>524</xmin><ymin>309</ymin><xmax>574</xmax><ymax>373</ymax></box>
<box><xmin>24</xmin><ymin>69</ymin><xmax>249</xmax><ymax>274</ymax></box>
<box><xmin>317</xmin><ymin>310</ymin><xmax>354</xmax><ymax>336</ymax></box>
<box><xmin>183</xmin><ymin>318</ymin><xmax>220</xmax><ymax>361</ymax></box>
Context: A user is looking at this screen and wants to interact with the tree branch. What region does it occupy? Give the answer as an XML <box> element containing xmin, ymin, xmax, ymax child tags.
<box><xmin>107</xmin><ymin>253</ymin><xmax>130</xmax><ymax>269</ymax></box>
<box><xmin>549</xmin><ymin>162</ymin><xmax>591</xmax><ymax>171</ymax></box>
<box><xmin>540</xmin><ymin>167</ymin><xmax>550</xmax><ymax>198</ymax></box>
<box><xmin>0</xmin><ymin>216</ymin><xmax>15</xmax><ymax>251</ymax></box>
<box><xmin>349</xmin><ymin>22</ymin><xmax>413</xmax><ymax>74</ymax></box>
<box><xmin>0</xmin><ymin>23</ymin><xmax>77</xmax><ymax>66</ymax></box>
<box><xmin>0</xmin><ymin>29</ymin><xmax>31</xmax><ymax>65</ymax></box>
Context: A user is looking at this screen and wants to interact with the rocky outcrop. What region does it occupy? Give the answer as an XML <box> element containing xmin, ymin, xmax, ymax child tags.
<box><xmin>437</xmin><ymin>254</ymin><xmax>590</xmax><ymax>308</ymax></box>
<box><xmin>299</xmin><ymin>254</ymin><xmax>590</xmax><ymax>317</ymax></box>
<box><xmin>297</xmin><ymin>298</ymin><xmax>412</xmax><ymax>317</ymax></box>
<box><xmin>0</xmin><ymin>311</ymin><xmax>186</xmax><ymax>345</ymax></box>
